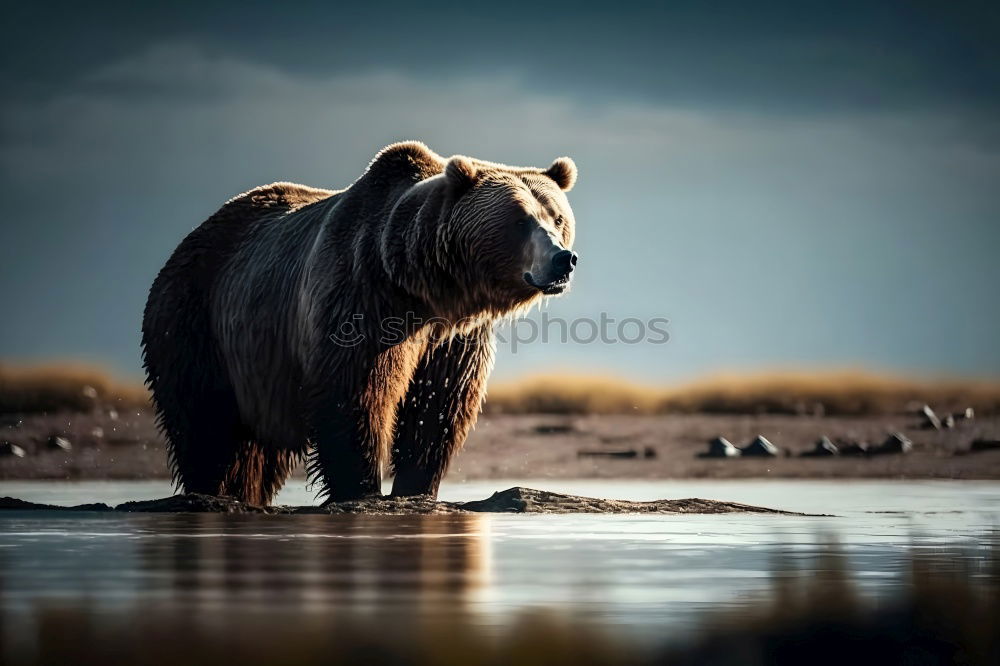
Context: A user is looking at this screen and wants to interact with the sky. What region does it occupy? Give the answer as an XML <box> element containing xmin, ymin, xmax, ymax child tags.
<box><xmin>1</xmin><ymin>1</ymin><xmax>998</xmax><ymax>383</ymax></box>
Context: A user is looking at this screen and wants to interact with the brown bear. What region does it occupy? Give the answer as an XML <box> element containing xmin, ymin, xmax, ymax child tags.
<box><xmin>141</xmin><ymin>142</ymin><xmax>578</xmax><ymax>504</ymax></box>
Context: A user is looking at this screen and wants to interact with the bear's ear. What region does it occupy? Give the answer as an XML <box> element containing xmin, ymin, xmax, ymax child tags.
<box><xmin>444</xmin><ymin>156</ymin><xmax>479</xmax><ymax>194</ymax></box>
<box><xmin>545</xmin><ymin>157</ymin><xmax>577</xmax><ymax>192</ymax></box>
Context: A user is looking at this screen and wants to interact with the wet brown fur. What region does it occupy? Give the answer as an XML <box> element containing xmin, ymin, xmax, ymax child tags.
<box><xmin>142</xmin><ymin>142</ymin><xmax>577</xmax><ymax>504</ymax></box>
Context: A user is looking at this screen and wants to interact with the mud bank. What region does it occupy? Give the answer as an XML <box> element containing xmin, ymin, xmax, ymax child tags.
<box><xmin>0</xmin><ymin>486</ymin><xmax>806</xmax><ymax>515</ymax></box>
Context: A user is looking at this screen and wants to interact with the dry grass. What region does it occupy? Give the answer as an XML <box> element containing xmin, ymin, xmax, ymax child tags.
<box><xmin>0</xmin><ymin>362</ymin><xmax>150</xmax><ymax>414</ymax></box>
<box><xmin>486</xmin><ymin>374</ymin><xmax>662</xmax><ymax>415</ymax></box>
<box><xmin>485</xmin><ymin>369</ymin><xmax>1000</xmax><ymax>416</ymax></box>
<box><xmin>4</xmin><ymin>361</ymin><xmax>999</xmax><ymax>417</ymax></box>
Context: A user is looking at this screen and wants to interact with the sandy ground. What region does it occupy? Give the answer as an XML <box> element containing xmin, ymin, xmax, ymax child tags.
<box><xmin>1</xmin><ymin>409</ymin><xmax>998</xmax><ymax>481</ymax></box>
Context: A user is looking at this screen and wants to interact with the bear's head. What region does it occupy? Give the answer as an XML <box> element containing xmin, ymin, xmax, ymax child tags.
<box><xmin>435</xmin><ymin>154</ymin><xmax>579</xmax><ymax>318</ymax></box>
<box><xmin>376</xmin><ymin>143</ymin><xmax>579</xmax><ymax>323</ymax></box>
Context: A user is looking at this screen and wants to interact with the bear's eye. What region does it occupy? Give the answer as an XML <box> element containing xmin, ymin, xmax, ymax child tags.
<box><xmin>554</xmin><ymin>215</ymin><xmax>564</xmax><ymax>227</ymax></box>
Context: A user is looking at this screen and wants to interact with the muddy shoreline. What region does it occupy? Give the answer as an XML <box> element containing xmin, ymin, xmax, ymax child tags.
<box><xmin>0</xmin><ymin>486</ymin><xmax>807</xmax><ymax>515</ymax></box>
<box><xmin>2</xmin><ymin>411</ymin><xmax>998</xmax><ymax>481</ymax></box>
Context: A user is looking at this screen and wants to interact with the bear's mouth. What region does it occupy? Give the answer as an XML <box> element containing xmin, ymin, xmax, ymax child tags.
<box><xmin>523</xmin><ymin>272</ymin><xmax>570</xmax><ymax>295</ymax></box>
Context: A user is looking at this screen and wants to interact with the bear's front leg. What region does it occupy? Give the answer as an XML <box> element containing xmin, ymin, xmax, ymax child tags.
<box><xmin>307</xmin><ymin>342</ymin><xmax>423</xmax><ymax>502</ymax></box>
<box><xmin>391</xmin><ymin>323</ymin><xmax>495</xmax><ymax>498</ymax></box>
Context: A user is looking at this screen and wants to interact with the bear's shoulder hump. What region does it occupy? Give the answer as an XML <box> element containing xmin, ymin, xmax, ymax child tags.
<box><xmin>226</xmin><ymin>182</ymin><xmax>337</xmax><ymax>212</ymax></box>
<box><xmin>364</xmin><ymin>141</ymin><xmax>444</xmax><ymax>182</ymax></box>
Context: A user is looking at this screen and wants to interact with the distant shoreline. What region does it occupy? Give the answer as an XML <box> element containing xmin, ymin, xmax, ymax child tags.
<box><xmin>3</xmin><ymin>411</ymin><xmax>998</xmax><ymax>482</ymax></box>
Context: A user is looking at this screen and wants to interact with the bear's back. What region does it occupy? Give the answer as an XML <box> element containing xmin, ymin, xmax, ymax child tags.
<box><xmin>220</xmin><ymin>182</ymin><xmax>338</xmax><ymax>226</ymax></box>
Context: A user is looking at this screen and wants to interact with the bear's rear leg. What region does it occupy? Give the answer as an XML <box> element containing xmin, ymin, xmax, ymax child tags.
<box><xmin>161</xmin><ymin>389</ymin><xmax>248</xmax><ymax>499</ymax></box>
<box><xmin>166</xmin><ymin>413</ymin><xmax>296</xmax><ymax>505</ymax></box>
<box><xmin>147</xmin><ymin>347</ymin><xmax>252</xmax><ymax>500</ymax></box>
<box><xmin>221</xmin><ymin>444</ymin><xmax>299</xmax><ymax>506</ymax></box>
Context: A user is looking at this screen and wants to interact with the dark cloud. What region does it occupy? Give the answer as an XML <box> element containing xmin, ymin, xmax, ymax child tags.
<box><xmin>3</xmin><ymin>1</ymin><xmax>998</xmax><ymax>115</ymax></box>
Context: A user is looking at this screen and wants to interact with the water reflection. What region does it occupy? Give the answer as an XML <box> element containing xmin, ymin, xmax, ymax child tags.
<box><xmin>2</xmin><ymin>481</ymin><xmax>1000</xmax><ymax>664</ymax></box>
<box><xmin>2</xmin><ymin>534</ymin><xmax>997</xmax><ymax>665</ymax></box>
<box><xmin>129</xmin><ymin>513</ymin><xmax>492</xmax><ymax>614</ymax></box>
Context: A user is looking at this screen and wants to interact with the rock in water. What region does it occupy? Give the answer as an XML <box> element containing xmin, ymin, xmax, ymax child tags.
<box><xmin>873</xmin><ymin>432</ymin><xmax>912</xmax><ymax>455</ymax></box>
<box><xmin>802</xmin><ymin>437</ymin><xmax>838</xmax><ymax>457</ymax></box>
<box><xmin>960</xmin><ymin>407</ymin><xmax>975</xmax><ymax>421</ymax></box>
<box><xmin>698</xmin><ymin>436</ymin><xmax>741</xmax><ymax>458</ymax></box>
<box><xmin>0</xmin><ymin>441</ymin><xmax>26</xmax><ymax>457</ymax></box>
<box><xmin>741</xmin><ymin>435</ymin><xmax>779</xmax><ymax>457</ymax></box>
<box><xmin>943</xmin><ymin>414</ymin><xmax>956</xmax><ymax>429</ymax></box>
<box><xmin>920</xmin><ymin>404</ymin><xmax>941</xmax><ymax>430</ymax></box>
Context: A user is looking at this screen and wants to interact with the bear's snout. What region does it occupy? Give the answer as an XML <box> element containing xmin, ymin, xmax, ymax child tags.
<box><xmin>523</xmin><ymin>248</ymin><xmax>578</xmax><ymax>295</ymax></box>
<box><xmin>523</xmin><ymin>223</ymin><xmax>577</xmax><ymax>295</ymax></box>
<box><xmin>550</xmin><ymin>250</ymin><xmax>578</xmax><ymax>280</ymax></box>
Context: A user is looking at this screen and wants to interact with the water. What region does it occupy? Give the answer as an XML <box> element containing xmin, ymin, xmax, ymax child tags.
<box><xmin>1</xmin><ymin>480</ymin><xmax>998</xmax><ymax>652</ymax></box>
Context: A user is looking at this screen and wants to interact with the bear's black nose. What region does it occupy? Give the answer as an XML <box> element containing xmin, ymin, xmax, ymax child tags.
<box><xmin>551</xmin><ymin>250</ymin><xmax>578</xmax><ymax>278</ymax></box>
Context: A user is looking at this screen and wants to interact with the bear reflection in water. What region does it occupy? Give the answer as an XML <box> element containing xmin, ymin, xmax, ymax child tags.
<box><xmin>7</xmin><ymin>537</ymin><xmax>997</xmax><ymax>666</ymax></box>
<box><xmin>134</xmin><ymin>513</ymin><xmax>491</xmax><ymax>612</ymax></box>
